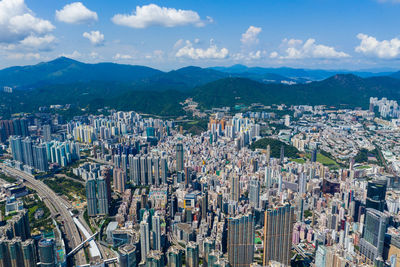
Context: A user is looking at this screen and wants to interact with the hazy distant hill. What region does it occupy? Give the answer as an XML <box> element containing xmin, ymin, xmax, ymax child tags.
<box><xmin>0</xmin><ymin>57</ymin><xmax>163</xmax><ymax>89</ymax></box>
<box><xmin>211</xmin><ymin>64</ymin><xmax>393</xmax><ymax>80</ymax></box>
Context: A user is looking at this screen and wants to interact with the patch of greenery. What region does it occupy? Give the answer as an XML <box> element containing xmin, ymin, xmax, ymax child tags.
<box><xmin>43</xmin><ymin>177</ymin><xmax>85</xmax><ymax>201</ymax></box>
<box><xmin>23</xmin><ymin>194</ymin><xmax>53</xmax><ymax>232</ymax></box>
<box><xmin>354</xmin><ymin>148</ymin><xmax>381</xmax><ymax>165</ymax></box>
<box><xmin>0</xmin><ymin>173</ymin><xmax>17</xmax><ymax>183</ymax></box>
<box><xmin>250</xmin><ymin>138</ymin><xmax>300</xmax><ymax>158</ymax></box>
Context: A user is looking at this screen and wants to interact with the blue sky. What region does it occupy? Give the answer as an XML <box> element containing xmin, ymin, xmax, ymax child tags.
<box><xmin>1</xmin><ymin>0</ymin><xmax>400</xmax><ymax>70</ymax></box>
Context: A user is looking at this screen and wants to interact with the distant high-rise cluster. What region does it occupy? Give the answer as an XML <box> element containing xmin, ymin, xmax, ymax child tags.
<box><xmin>10</xmin><ymin>137</ymin><xmax>48</xmax><ymax>172</ymax></box>
<box><xmin>370</xmin><ymin>97</ymin><xmax>400</xmax><ymax>118</ymax></box>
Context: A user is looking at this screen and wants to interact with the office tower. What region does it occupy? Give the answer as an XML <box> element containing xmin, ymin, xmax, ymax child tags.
<box><xmin>263</xmin><ymin>204</ymin><xmax>295</xmax><ymax>266</ymax></box>
<box><xmin>22</xmin><ymin>239</ymin><xmax>37</xmax><ymax>267</ymax></box>
<box><xmin>86</xmin><ymin>178</ymin><xmax>97</xmax><ymax>216</ymax></box>
<box><xmin>227</xmin><ymin>213</ymin><xmax>254</xmax><ymax>267</ymax></box>
<box><xmin>140</xmin><ymin>220</ymin><xmax>150</xmax><ymax>263</ymax></box>
<box><xmin>152</xmin><ymin>214</ymin><xmax>161</xmax><ymax>251</ymax></box>
<box><xmin>176</xmin><ymin>144</ymin><xmax>184</xmax><ymax>172</ymax></box>
<box><xmin>186</xmin><ymin>242</ymin><xmax>199</xmax><ymax>267</ymax></box>
<box><xmin>249</xmin><ymin>179</ymin><xmax>260</xmax><ymax>208</ymax></box>
<box><xmin>10</xmin><ymin>136</ymin><xmax>24</xmax><ymax>163</ymax></box>
<box><xmin>366</xmin><ymin>179</ymin><xmax>387</xmax><ymax>212</ymax></box>
<box><xmin>140</xmin><ymin>157</ymin><xmax>148</xmax><ymax>185</ymax></box>
<box><xmin>230</xmin><ymin>176</ymin><xmax>239</xmax><ymax>202</ymax></box>
<box><xmin>118</xmin><ymin>244</ymin><xmax>137</xmax><ymax>267</ymax></box>
<box><xmin>280</xmin><ymin>145</ymin><xmax>284</xmax><ymax>164</ymax></box>
<box><xmin>97</xmin><ymin>177</ymin><xmax>109</xmax><ymax>215</ymax></box>
<box><xmin>167</xmin><ymin>246</ymin><xmax>182</xmax><ymax>267</ymax></box>
<box><xmin>153</xmin><ymin>157</ymin><xmax>160</xmax><ymax>186</ymax></box>
<box><xmin>113</xmin><ymin>168</ymin><xmax>126</xmax><ymax>193</ymax></box>
<box><xmin>160</xmin><ymin>157</ymin><xmax>168</xmax><ymax>184</ymax></box>
<box><xmin>34</xmin><ymin>144</ymin><xmax>48</xmax><ymax>172</ymax></box>
<box><xmin>359</xmin><ymin>208</ymin><xmax>389</xmax><ymax>263</ymax></box>
<box><xmin>147</xmin><ymin>157</ymin><xmax>153</xmax><ymax>185</ymax></box>
<box><xmin>38</xmin><ymin>239</ymin><xmax>56</xmax><ymax>267</ymax></box>
<box><xmin>42</xmin><ymin>125</ymin><xmax>51</xmax><ymax>142</ymax></box>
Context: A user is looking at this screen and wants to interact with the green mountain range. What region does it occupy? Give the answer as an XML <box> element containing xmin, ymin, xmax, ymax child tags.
<box><xmin>1</xmin><ymin>58</ymin><xmax>400</xmax><ymax>118</ymax></box>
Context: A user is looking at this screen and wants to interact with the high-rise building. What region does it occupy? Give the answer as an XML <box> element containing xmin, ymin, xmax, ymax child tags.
<box><xmin>33</xmin><ymin>144</ymin><xmax>48</xmax><ymax>172</ymax></box>
<box><xmin>203</xmin><ymin>238</ymin><xmax>215</xmax><ymax>267</ymax></box>
<box><xmin>280</xmin><ymin>145</ymin><xmax>285</xmax><ymax>164</ymax></box>
<box><xmin>249</xmin><ymin>179</ymin><xmax>260</xmax><ymax>208</ymax></box>
<box><xmin>160</xmin><ymin>157</ymin><xmax>168</xmax><ymax>184</ymax></box>
<box><xmin>359</xmin><ymin>208</ymin><xmax>388</xmax><ymax>263</ymax></box>
<box><xmin>153</xmin><ymin>157</ymin><xmax>160</xmax><ymax>186</ymax></box>
<box><xmin>129</xmin><ymin>155</ymin><xmax>140</xmax><ymax>185</ymax></box>
<box><xmin>10</xmin><ymin>136</ymin><xmax>24</xmax><ymax>163</ymax></box>
<box><xmin>22</xmin><ymin>137</ymin><xmax>34</xmax><ymax>167</ymax></box>
<box><xmin>167</xmin><ymin>246</ymin><xmax>182</xmax><ymax>267</ymax></box>
<box><xmin>263</xmin><ymin>204</ymin><xmax>295</xmax><ymax>266</ymax></box>
<box><xmin>146</xmin><ymin>250</ymin><xmax>163</xmax><ymax>267</ymax></box>
<box><xmin>366</xmin><ymin>179</ymin><xmax>387</xmax><ymax>212</ymax></box>
<box><xmin>176</xmin><ymin>144</ymin><xmax>184</xmax><ymax>172</ymax></box>
<box><xmin>118</xmin><ymin>244</ymin><xmax>137</xmax><ymax>267</ymax></box>
<box><xmin>97</xmin><ymin>177</ymin><xmax>109</xmax><ymax>215</ymax></box>
<box><xmin>140</xmin><ymin>220</ymin><xmax>150</xmax><ymax>263</ymax></box>
<box><xmin>86</xmin><ymin>178</ymin><xmax>97</xmax><ymax>217</ymax></box>
<box><xmin>230</xmin><ymin>176</ymin><xmax>239</xmax><ymax>202</ymax></box>
<box><xmin>38</xmin><ymin>239</ymin><xmax>56</xmax><ymax>267</ymax></box>
<box><xmin>152</xmin><ymin>214</ymin><xmax>161</xmax><ymax>251</ymax></box>
<box><xmin>42</xmin><ymin>125</ymin><xmax>51</xmax><ymax>142</ymax></box>
<box><xmin>86</xmin><ymin>177</ymin><xmax>110</xmax><ymax>217</ymax></box>
<box><xmin>113</xmin><ymin>168</ymin><xmax>126</xmax><ymax>193</ymax></box>
<box><xmin>140</xmin><ymin>157</ymin><xmax>148</xmax><ymax>185</ymax></box>
<box><xmin>227</xmin><ymin>213</ymin><xmax>254</xmax><ymax>267</ymax></box>
<box><xmin>22</xmin><ymin>239</ymin><xmax>37</xmax><ymax>267</ymax></box>
<box><xmin>186</xmin><ymin>241</ymin><xmax>199</xmax><ymax>267</ymax></box>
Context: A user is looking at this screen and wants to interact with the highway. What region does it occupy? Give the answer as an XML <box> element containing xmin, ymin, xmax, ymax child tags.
<box><xmin>0</xmin><ymin>163</ymin><xmax>86</xmax><ymax>266</ymax></box>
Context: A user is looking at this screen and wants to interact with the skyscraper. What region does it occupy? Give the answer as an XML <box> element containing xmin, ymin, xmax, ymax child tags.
<box><xmin>176</xmin><ymin>143</ymin><xmax>184</xmax><ymax>172</ymax></box>
<box><xmin>263</xmin><ymin>204</ymin><xmax>295</xmax><ymax>266</ymax></box>
<box><xmin>140</xmin><ymin>157</ymin><xmax>148</xmax><ymax>185</ymax></box>
<box><xmin>22</xmin><ymin>137</ymin><xmax>34</xmax><ymax>167</ymax></box>
<box><xmin>38</xmin><ymin>239</ymin><xmax>56</xmax><ymax>267</ymax></box>
<box><xmin>230</xmin><ymin>176</ymin><xmax>239</xmax><ymax>202</ymax></box>
<box><xmin>86</xmin><ymin>178</ymin><xmax>97</xmax><ymax>217</ymax></box>
<box><xmin>33</xmin><ymin>144</ymin><xmax>48</xmax><ymax>172</ymax></box>
<box><xmin>366</xmin><ymin>179</ymin><xmax>387</xmax><ymax>212</ymax></box>
<box><xmin>160</xmin><ymin>157</ymin><xmax>168</xmax><ymax>184</ymax></box>
<box><xmin>129</xmin><ymin>155</ymin><xmax>140</xmax><ymax>185</ymax></box>
<box><xmin>22</xmin><ymin>239</ymin><xmax>37</xmax><ymax>267</ymax></box>
<box><xmin>227</xmin><ymin>213</ymin><xmax>254</xmax><ymax>267</ymax></box>
<box><xmin>167</xmin><ymin>246</ymin><xmax>182</xmax><ymax>267</ymax></box>
<box><xmin>10</xmin><ymin>136</ymin><xmax>24</xmax><ymax>163</ymax></box>
<box><xmin>359</xmin><ymin>208</ymin><xmax>388</xmax><ymax>263</ymax></box>
<box><xmin>140</xmin><ymin>220</ymin><xmax>150</xmax><ymax>263</ymax></box>
<box><xmin>249</xmin><ymin>179</ymin><xmax>260</xmax><ymax>208</ymax></box>
<box><xmin>97</xmin><ymin>177</ymin><xmax>109</xmax><ymax>215</ymax></box>
<box><xmin>118</xmin><ymin>244</ymin><xmax>137</xmax><ymax>267</ymax></box>
<box><xmin>42</xmin><ymin>125</ymin><xmax>51</xmax><ymax>142</ymax></box>
<box><xmin>186</xmin><ymin>241</ymin><xmax>199</xmax><ymax>267</ymax></box>
<box><xmin>113</xmin><ymin>168</ymin><xmax>126</xmax><ymax>193</ymax></box>
<box><xmin>152</xmin><ymin>214</ymin><xmax>161</xmax><ymax>251</ymax></box>
<box><xmin>280</xmin><ymin>145</ymin><xmax>285</xmax><ymax>164</ymax></box>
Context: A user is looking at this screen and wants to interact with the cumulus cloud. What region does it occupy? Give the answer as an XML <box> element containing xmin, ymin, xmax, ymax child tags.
<box><xmin>83</xmin><ymin>31</ymin><xmax>104</xmax><ymax>45</ymax></box>
<box><xmin>355</xmin><ymin>33</ymin><xmax>400</xmax><ymax>59</ymax></box>
<box><xmin>233</xmin><ymin>50</ymin><xmax>267</xmax><ymax>61</ymax></box>
<box><xmin>274</xmin><ymin>38</ymin><xmax>349</xmax><ymax>59</ymax></box>
<box><xmin>241</xmin><ymin>26</ymin><xmax>262</xmax><ymax>45</ymax></box>
<box><xmin>19</xmin><ymin>34</ymin><xmax>55</xmax><ymax>49</ymax></box>
<box><xmin>113</xmin><ymin>53</ymin><xmax>133</xmax><ymax>60</ymax></box>
<box><xmin>112</xmin><ymin>4</ymin><xmax>208</xmax><ymax>28</ymax></box>
<box><xmin>145</xmin><ymin>50</ymin><xmax>164</xmax><ymax>60</ymax></box>
<box><xmin>56</xmin><ymin>2</ymin><xmax>98</xmax><ymax>24</ymax></box>
<box><xmin>0</xmin><ymin>0</ymin><xmax>55</xmax><ymax>44</ymax></box>
<box><xmin>175</xmin><ymin>39</ymin><xmax>229</xmax><ymax>60</ymax></box>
